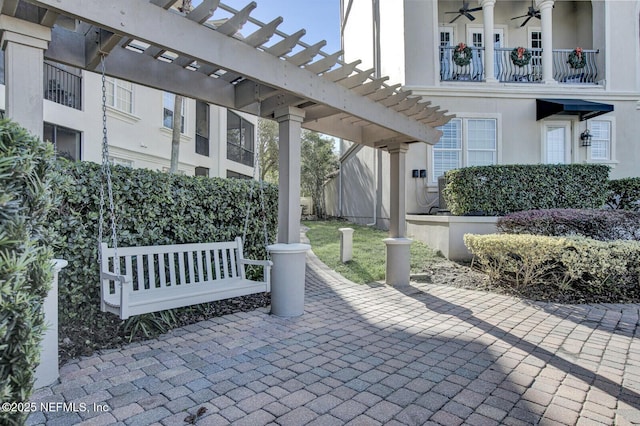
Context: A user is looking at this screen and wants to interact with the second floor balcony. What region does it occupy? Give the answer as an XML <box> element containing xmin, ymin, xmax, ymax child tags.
<box><xmin>440</xmin><ymin>46</ymin><xmax>599</xmax><ymax>85</ymax></box>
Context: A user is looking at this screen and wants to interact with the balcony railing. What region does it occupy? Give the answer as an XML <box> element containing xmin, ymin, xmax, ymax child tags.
<box><xmin>440</xmin><ymin>46</ymin><xmax>599</xmax><ymax>84</ymax></box>
<box><xmin>552</xmin><ymin>49</ymin><xmax>599</xmax><ymax>84</ymax></box>
<box><xmin>440</xmin><ymin>46</ymin><xmax>485</xmax><ymax>81</ymax></box>
<box><xmin>43</xmin><ymin>62</ymin><xmax>82</xmax><ymax>110</ymax></box>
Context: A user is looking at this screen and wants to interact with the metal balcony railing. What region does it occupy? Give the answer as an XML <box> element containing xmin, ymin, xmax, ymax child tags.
<box><xmin>440</xmin><ymin>46</ymin><xmax>599</xmax><ymax>84</ymax></box>
<box><xmin>440</xmin><ymin>46</ymin><xmax>485</xmax><ymax>81</ymax></box>
<box><xmin>43</xmin><ymin>62</ymin><xmax>82</xmax><ymax>110</ymax></box>
<box><xmin>552</xmin><ymin>49</ymin><xmax>599</xmax><ymax>84</ymax></box>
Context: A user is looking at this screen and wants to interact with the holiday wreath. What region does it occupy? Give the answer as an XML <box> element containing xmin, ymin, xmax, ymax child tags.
<box><xmin>510</xmin><ymin>47</ymin><xmax>532</xmax><ymax>67</ymax></box>
<box><xmin>453</xmin><ymin>42</ymin><xmax>472</xmax><ymax>67</ymax></box>
<box><xmin>567</xmin><ymin>47</ymin><xmax>586</xmax><ymax>69</ymax></box>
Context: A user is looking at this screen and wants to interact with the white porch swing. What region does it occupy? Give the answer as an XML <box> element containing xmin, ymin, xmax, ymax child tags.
<box><xmin>96</xmin><ymin>56</ymin><xmax>272</xmax><ymax>320</ymax></box>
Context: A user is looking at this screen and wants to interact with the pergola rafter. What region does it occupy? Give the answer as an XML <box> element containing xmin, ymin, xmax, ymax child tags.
<box><xmin>10</xmin><ymin>0</ymin><xmax>452</xmax><ymax>147</ymax></box>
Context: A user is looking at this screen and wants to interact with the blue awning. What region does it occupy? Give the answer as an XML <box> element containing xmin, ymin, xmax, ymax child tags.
<box><xmin>536</xmin><ymin>99</ymin><xmax>614</xmax><ymax>121</ymax></box>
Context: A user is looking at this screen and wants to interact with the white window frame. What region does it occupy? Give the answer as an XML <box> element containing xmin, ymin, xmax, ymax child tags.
<box><xmin>528</xmin><ymin>28</ymin><xmax>542</xmax><ymax>49</ymax></box>
<box><xmin>162</xmin><ymin>92</ymin><xmax>186</xmax><ymax>133</ymax></box>
<box><xmin>587</xmin><ymin>118</ymin><xmax>616</xmax><ymax>164</ymax></box>
<box><xmin>541</xmin><ymin>121</ymin><xmax>571</xmax><ymax>164</ymax></box>
<box><xmin>105</xmin><ymin>77</ymin><xmax>134</xmax><ymax>114</ymax></box>
<box><xmin>430</xmin><ymin>114</ymin><xmax>501</xmax><ymax>184</ymax></box>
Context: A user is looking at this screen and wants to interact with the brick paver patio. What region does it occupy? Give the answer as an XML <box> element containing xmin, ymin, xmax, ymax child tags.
<box><xmin>28</xmin><ymin>248</ymin><xmax>640</xmax><ymax>425</ymax></box>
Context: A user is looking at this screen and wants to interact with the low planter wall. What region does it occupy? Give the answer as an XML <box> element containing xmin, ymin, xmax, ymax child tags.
<box><xmin>406</xmin><ymin>214</ymin><xmax>498</xmax><ymax>261</ymax></box>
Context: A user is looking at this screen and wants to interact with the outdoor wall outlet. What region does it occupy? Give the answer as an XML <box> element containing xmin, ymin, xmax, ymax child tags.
<box><xmin>419</xmin><ymin>169</ymin><xmax>427</xmax><ymax>178</ymax></box>
<box><xmin>411</xmin><ymin>169</ymin><xmax>419</xmax><ymax>178</ymax></box>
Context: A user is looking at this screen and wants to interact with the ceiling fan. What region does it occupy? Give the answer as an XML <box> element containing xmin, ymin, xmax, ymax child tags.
<box><xmin>445</xmin><ymin>1</ymin><xmax>483</xmax><ymax>24</ymax></box>
<box><xmin>511</xmin><ymin>0</ymin><xmax>541</xmax><ymax>27</ymax></box>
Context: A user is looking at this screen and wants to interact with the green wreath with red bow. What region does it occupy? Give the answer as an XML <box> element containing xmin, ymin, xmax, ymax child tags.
<box><xmin>567</xmin><ymin>47</ymin><xmax>586</xmax><ymax>69</ymax></box>
<box><xmin>453</xmin><ymin>42</ymin><xmax>472</xmax><ymax>67</ymax></box>
<box><xmin>510</xmin><ymin>47</ymin><xmax>532</xmax><ymax>67</ymax></box>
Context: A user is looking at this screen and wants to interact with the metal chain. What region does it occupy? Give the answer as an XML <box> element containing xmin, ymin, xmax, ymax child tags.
<box><xmin>98</xmin><ymin>54</ymin><xmax>121</xmax><ymax>275</ymax></box>
<box><xmin>242</xmin><ymin>105</ymin><xmax>270</xmax><ymax>259</ymax></box>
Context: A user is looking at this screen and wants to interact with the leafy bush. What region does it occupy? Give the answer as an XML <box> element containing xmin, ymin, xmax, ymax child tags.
<box><xmin>443</xmin><ymin>164</ymin><xmax>610</xmax><ymax>215</ymax></box>
<box><xmin>0</xmin><ymin>120</ymin><xmax>59</xmax><ymax>425</ymax></box>
<box><xmin>497</xmin><ymin>209</ymin><xmax>640</xmax><ymax>241</ymax></box>
<box><xmin>607</xmin><ymin>177</ymin><xmax>640</xmax><ymax>211</ymax></box>
<box><xmin>51</xmin><ymin>160</ymin><xmax>277</xmax><ymax>357</ymax></box>
<box><xmin>464</xmin><ymin>233</ymin><xmax>640</xmax><ymax>302</ymax></box>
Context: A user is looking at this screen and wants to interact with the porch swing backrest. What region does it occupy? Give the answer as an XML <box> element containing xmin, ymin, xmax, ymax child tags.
<box><xmin>99</xmin><ymin>237</ymin><xmax>271</xmax><ymax>320</ymax></box>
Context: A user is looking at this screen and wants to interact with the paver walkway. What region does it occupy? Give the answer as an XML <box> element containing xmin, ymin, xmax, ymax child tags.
<box><xmin>28</xmin><ymin>249</ymin><xmax>640</xmax><ymax>425</ymax></box>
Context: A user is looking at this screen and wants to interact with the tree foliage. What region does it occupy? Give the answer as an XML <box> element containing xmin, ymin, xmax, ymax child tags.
<box><xmin>257</xmin><ymin>118</ymin><xmax>279</xmax><ymax>183</ymax></box>
<box><xmin>301</xmin><ymin>131</ymin><xmax>338</xmax><ymax>218</ymax></box>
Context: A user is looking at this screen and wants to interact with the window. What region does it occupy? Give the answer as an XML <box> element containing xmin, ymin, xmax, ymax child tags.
<box><xmin>226</xmin><ymin>111</ymin><xmax>254</xmax><ymax>167</ymax></box>
<box><xmin>195</xmin><ymin>167</ymin><xmax>209</xmax><ymax>177</ymax></box>
<box><xmin>105</xmin><ymin>77</ymin><xmax>134</xmax><ymax>113</ymax></box>
<box><xmin>226</xmin><ymin>170</ymin><xmax>251</xmax><ymax>179</ymax></box>
<box><xmin>195</xmin><ymin>101</ymin><xmax>210</xmax><ymax>156</ymax></box>
<box><xmin>163</xmin><ymin>92</ymin><xmax>185</xmax><ymax>132</ymax></box>
<box><xmin>433</xmin><ymin>118</ymin><xmax>497</xmax><ymax>181</ymax></box>
<box><xmin>43</xmin><ymin>123</ymin><xmax>81</xmax><ymax>161</ymax></box>
<box><xmin>590</xmin><ymin>121</ymin><xmax>611</xmax><ymax>161</ymax></box>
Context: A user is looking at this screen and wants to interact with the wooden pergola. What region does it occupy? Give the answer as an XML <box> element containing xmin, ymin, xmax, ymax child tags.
<box><xmin>1</xmin><ymin>0</ymin><xmax>453</xmax><ymax>290</ymax></box>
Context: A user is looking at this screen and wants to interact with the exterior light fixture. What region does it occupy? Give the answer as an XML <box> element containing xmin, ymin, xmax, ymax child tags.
<box><xmin>580</xmin><ymin>122</ymin><xmax>592</xmax><ymax>147</ymax></box>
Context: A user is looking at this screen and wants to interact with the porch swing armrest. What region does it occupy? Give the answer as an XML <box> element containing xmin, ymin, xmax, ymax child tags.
<box><xmin>239</xmin><ymin>259</ymin><xmax>273</xmax><ymax>267</ymax></box>
<box><xmin>101</xmin><ymin>271</ymin><xmax>131</xmax><ymax>285</ymax></box>
<box><xmin>100</xmin><ymin>272</ymin><xmax>132</xmax><ymax>320</ymax></box>
<box><xmin>238</xmin><ymin>258</ymin><xmax>272</xmax><ymax>292</ymax></box>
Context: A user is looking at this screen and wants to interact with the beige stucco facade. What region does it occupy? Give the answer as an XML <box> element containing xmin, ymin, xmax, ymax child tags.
<box><xmin>328</xmin><ymin>0</ymin><xmax>640</xmax><ymax>227</ymax></box>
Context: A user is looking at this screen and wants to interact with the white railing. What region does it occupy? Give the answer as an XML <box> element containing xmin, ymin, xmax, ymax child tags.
<box><xmin>440</xmin><ymin>47</ymin><xmax>599</xmax><ymax>84</ymax></box>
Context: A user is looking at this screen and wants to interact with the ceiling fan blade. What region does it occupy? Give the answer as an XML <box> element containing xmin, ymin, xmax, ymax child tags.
<box><xmin>511</xmin><ymin>14</ymin><xmax>528</xmax><ymax>20</ymax></box>
<box><xmin>449</xmin><ymin>14</ymin><xmax>462</xmax><ymax>23</ymax></box>
<box><xmin>467</xmin><ymin>7</ymin><xmax>483</xmax><ymax>12</ymax></box>
<box><xmin>535</xmin><ymin>13</ymin><xmax>541</xmax><ymax>19</ymax></box>
<box><xmin>464</xmin><ymin>12</ymin><xmax>476</xmax><ymax>21</ymax></box>
<box><xmin>520</xmin><ymin>16</ymin><xmax>532</xmax><ymax>27</ymax></box>
<box><xmin>444</xmin><ymin>11</ymin><xmax>461</xmax><ymax>14</ymax></box>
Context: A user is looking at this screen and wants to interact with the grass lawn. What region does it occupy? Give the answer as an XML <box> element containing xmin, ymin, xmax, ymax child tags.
<box><xmin>303</xmin><ymin>219</ymin><xmax>444</xmax><ymax>284</ymax></box>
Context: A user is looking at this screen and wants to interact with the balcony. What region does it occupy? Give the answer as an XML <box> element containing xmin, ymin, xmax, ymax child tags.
<box><xmin>43</xmin><ymin>62</ymin><xmax>82</xmax><ymax>110</ymax></box>
<box><xmin>440</xmin><ymin>46</ymin><xmax>599</xmax><ymax>84</ymax></box>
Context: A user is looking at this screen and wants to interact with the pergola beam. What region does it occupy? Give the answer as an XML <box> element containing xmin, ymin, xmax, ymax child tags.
<box><xmin>27</xmin><ymin>0</ymin><xmax>443</xmax><ymax>144</ymax></box>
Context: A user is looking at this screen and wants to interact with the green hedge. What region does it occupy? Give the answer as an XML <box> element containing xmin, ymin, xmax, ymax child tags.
<box><xmin>464</xmin><ymin>233</ymin><xmax>640</xmax><ymax>302</ymax></box>
<box><xmin>0</xmin><ymin>120</ymin><xmax>58</xmax><ymax>425</ymax></box>
<box><xmin>51</xmin><ymin>160</ymin><xmax>277</xmax><ymax>356</ymax></box>
<box><xmin>607</xmin><ymin>177</ymin><xmax>640</xmax><ymax>211</ymax></box>
<box><xmin>443</xmin><ymin>164</ymin><xmax>610</xmax><ymax>216</ymax></box>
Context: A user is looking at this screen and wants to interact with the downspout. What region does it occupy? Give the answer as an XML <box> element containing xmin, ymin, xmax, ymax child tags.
<box><xmin>366</xmin><ymin>148</ymin><xmax>377</xmax><ymax>226</ymax></box>
<box><xmin>367</xmin><ymin>0</ymin><xmax>381</xmax><ymax>227</ymax></box>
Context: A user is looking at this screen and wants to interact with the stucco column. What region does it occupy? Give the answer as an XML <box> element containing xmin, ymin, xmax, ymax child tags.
<box><xmin>480</xmin><ymin>0</ymin><xmax>497</xmax><ymax>83</ymax></box>
<box><xmin>274</xmin><ymin>106</ymin><xmax>305</xmax><ymax>244</ymax></box>
<box><xmin>537</xmin><ymin>0</ymin><xmax>556</xmax><ymax>84</ymax></box>
<box><xmin>383</xmin><ymin>142</ymin><xmax>412</xmax><ymax>287</ymax></box>
<box><xmin>0</xmin><ymin>16</ymin><xmax>51</xmax><ymax>138</ymax></box>
<box><xmin>268</xmin><ymin>106</ymin><xmax>309</xmax><ymax>317</ymax></box>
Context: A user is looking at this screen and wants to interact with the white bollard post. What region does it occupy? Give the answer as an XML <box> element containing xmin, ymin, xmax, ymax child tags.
<box><xmin>338</xmin><ymin>228</ymin><xmax>354</xmax><ymax>263</ymax></box>
<box><xmin>35</xmin><ymin>259</ymin><xmax>67</xmax><ymax>388</ymax></box>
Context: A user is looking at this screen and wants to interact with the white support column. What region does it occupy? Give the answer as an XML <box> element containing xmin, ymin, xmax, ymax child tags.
<box><xmin>383</xmin><ymin>142</ymin><xmax>412</xmax><ymax>287</ymax></box>
<box><xmin>481</xmin><ymin>0</ymin><xmax>497</xmax><ymax>83</ymax></box>
<box><xmin>537</xmin><ymin>0</ymin><xmax>556</xmax><ymax>84</ymax></box>
<box><xmin>267</xmin><ymin>106</ymin><xmax>310</xmax><ymax>317</ymax></box>
<box><xmin>274</xmin><ymin>106</ymin><xmax>305</xmax><ymax>244</ymax></box>
<box><xmin>0</xmin><ymin>16</ymin><xmax>51</xmax><ymax>138</ymax></box>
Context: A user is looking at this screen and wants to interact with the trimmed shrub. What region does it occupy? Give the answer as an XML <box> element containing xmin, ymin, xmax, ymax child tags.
<box><xmin>443</xmin><ymin>164</ymin><xmax>610</xmax><ymax>216</ymax></box>
<box><xmin>50</xmin><ymin>160</ymin><xmax>278</xmax><ymax>357</ymax></box>
<box><xmin>0</xmin><ymin>120</ymin><xmax>59</xmax><ymax>425</ymax></box>
<box><xmin>607</xmin><ymin>177</ymin><xmax>640</xmax><ymax>211</ymax></box>
<box><xmin>464</xmin><ymin>233</ymin><xmax>640</xmax><ymax>302</ymax></box>
<box><xmin>497</xmin><ymin>209</ymin><xmax>640</xmax><ymax>241</ymax></box>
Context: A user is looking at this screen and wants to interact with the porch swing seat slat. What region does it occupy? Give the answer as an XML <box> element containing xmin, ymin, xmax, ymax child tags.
<box><xmin>99</xmin><ymin>237</ymin><xmax>272</xmax><ymax>320</ymax></box>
